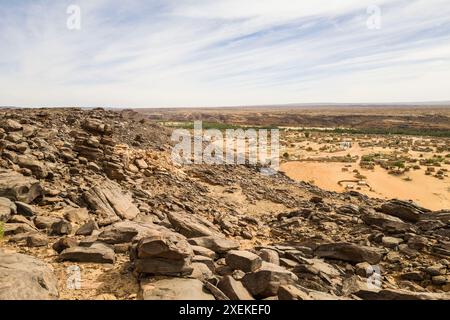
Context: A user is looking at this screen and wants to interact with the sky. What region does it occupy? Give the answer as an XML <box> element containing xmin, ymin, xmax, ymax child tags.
<box><xmin>0</xmin><ymin>0</ymin><xmax>449</xmax><ymax>108</ymax></box>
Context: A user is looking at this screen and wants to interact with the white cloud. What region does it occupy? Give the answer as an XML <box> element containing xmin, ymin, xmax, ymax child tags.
<box><xmin>0</xmin><ymin>0</ymin><xmax>449</xmax><ymax>107</ymax></box>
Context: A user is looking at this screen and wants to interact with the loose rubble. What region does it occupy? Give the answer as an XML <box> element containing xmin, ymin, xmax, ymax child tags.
<box><xmin>0</xmin><ymin>107</ymin><xmax>449</xmax><ymax>300</ymax></box>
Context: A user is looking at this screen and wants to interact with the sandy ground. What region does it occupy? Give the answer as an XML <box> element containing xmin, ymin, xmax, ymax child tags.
<box><xmin>1</xmin><ymin>240</ymin><xmax>139</xmax><ymax>300</ymax></box>
<box><xmin>281</xmin><ymin>161</ymin><xmax>449</xmax><ymax>210</ymax></box>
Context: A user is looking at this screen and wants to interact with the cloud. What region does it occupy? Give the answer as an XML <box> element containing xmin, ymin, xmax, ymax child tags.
<box><xmin>0</xmin><ymin>0</ymin><xmax>449</xmax><ymax>107</ymax></box>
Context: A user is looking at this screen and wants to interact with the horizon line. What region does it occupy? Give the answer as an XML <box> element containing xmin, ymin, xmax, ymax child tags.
<box><xmin>2</xmin><ymin>100</ymin><xmax>450</xmax><ymax>110</ymax></box>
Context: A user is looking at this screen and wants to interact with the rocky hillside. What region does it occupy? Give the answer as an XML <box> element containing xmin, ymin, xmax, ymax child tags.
<box><xmin>0</xmin><ymin>108</ymin><xmax>449</xmax><ymax>300</ymax></box>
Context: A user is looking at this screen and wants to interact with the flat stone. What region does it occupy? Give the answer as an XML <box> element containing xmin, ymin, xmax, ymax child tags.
<box><xmin>191</xmin><ymin>245</ymin><xmax>217</xmax><ymax>259</ymax></box>
<box><xmin>192</xmin><ymin>255</ymin><xmax>215</xmax><ymax>272</ymax></box>
<box><xmin>26</xmin><ymin>233</ymin><xmax>48</xmax><ymax>247</ymax></box>
<box><xmin>278</xmin><ymin>285</ymin><xmax>311</xmax><ymax>300</ymax></box>
<box><xmin>59</xmin><ymin>243</ymin><xmax>115</xmax><ymax>264</ymax></box>
<box><xmin>0</xmin><ymin>251</ymin><xmax>58</xmax><ymax>299</ymax></box>
<box><xmin>382</xmin><ymin>236</ymin><xmax>403</xmax><ymax>248</ymax></box>
<box><xmin>361</xmin><ymin>210</ymin><xmax>412</xmax><ymax>232</ymax></box>
<box><xmin>279</xmin><ymin>258</ymin><xmax>298</xmax><ymax>268</ymax></box>
<box><xmin>188</xmin><ymin>236</ymin><xmax>239</xmax><ymax>253</ymax></box>
<box><xmin>34</xmin><ymin>216</ymin><xmax>60</xmax><ymax>229</ymax></box>
<box><xmin>379</xmin><ymin>199</ymin><xmax>428</xmax><ymax>223</ymax></box>
<box><xmin>3</xmin><ymin>223</ymin><xmax>37</xmax><ymax>236</ymax></box>
<box><xmin>432</xmin><ymin>275</ymin><xmax>450</xmax><ymax>285</ymax></box>
<box><xmin>141</xmin><ymin>278</ymin><xmax>215</xmax><ymax>300</ymax></box>
<box><xmin>83</xmin><ymin>179</ymin><xmax>140</xmax><ymax>221</ymax></box>
<box><xmin>218</xmin><ymin>276</ymin><xmax>254</xmax><ymax>300</ymax></box>
<box><xmin>315</xmin><ymin>242</ymin><xmax>384</xmax><ymax>264</ymax></box>
<box><xmin>167</xmin><ymin>211</ymin><xmax>221</xmax><ymax>238</ymax></box>
<box><xmin>357</xmin><ymin>288</ymin><xmax>450</xmax><ymax>300</ymax></box>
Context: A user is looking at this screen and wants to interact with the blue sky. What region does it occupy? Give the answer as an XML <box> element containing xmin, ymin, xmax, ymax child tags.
<box><xmin>0</xmin><ymin>0</ymin><xmax>449</xmax><ymax>107</ymax></box>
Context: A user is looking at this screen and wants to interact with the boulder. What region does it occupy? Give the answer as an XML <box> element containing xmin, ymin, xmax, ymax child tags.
<box><xmin>83</xmin><ymin>180</ymin><xmax>140</xmax><ymax>221</ymax></box>
<box><xmin>3</xmin><ymin>223</ymin><xmax>37</xmax><ymax>236</ymax></box>
<box><xmin>1</xmin><ymin>119</ymin><xmax>22</xmax><ymax>132</ymax></box>
<box><xmin>59</xmin><ymin>243</ymin><xmax>115</xmax><ymax>264</ymax></box>
<box><xmin>74</xmin><ymin>145</ymin><xmax>103</xmax><ymax>162</ymax></box>
<box><xmin>191</xmin><ymin>245</ymin><xmax>217</xmax><ymax>259</ymax></box>
<box><xmin>167</xmin><ymin>211</ymin><xmax>221</xmax><ymax>238</ymax></box>
<box><xmin>259</xmin><ymin>248</ymin><xmax>280</xmax><ymax>265</ymax></box>
<box><xmin>75</xmin><ymin>220</ymin><xmax>98</xmax><ymax>236</ymax></box>
<box><xmin>278</xmin><ymin>285</ymin><xmax>311</xmax><ymax>300</ymax></box>
<box><xmin>7</xmin><ymin>215</ymin><xmax>34</xmax><ymax>227</ymax></box>
<box><xmin>188</xmin><ymin>236</ymin><xmax>239</xmax><ymax>253</ymax></box>
<box><xmin>382</xmin><ymin>236</ymin><xmax>403</xmax><ymax>248</ymax></box>
<box><xmin>421</xmin><ymin>211</ymin><xmax>450</xmax><ymax>224</ymax></box>
<box><xmin>192</xmin><ymin>255</ymin><xmax>215</xmax><ymax>272</ymax></box>
<box><xmin>203</xmin><ymin>282</ymin><xmax>230</xmax><ymax>300</ymax></box>
<box><xmin>432</xmin><ymin>275</ymin><xmax>450</xmax><ymax>285</ymax></box>
<box><xmin>226</xmin><ymin>250</ymin><xmax>262</xmax><ymax>272</ymax></box>
<box><xmin>218</xmin><ymin>276</ymin><xmax>254</xmax><ymax>300</ymax></box>
<box><xmin>293</xmin><ymin>258</ymin><xmax>341</xmax><ymax>278</ymax></box>
<box><xmin>52</xmin><ymin>237</ymin><xmax>79</xmax><ymax>253</ymax></box>
<box><xmin>15</xmin><ymin>201</ymin><xmax>34</xmax><ymax>217</ymax></box>
<box><xmin>97</xmin><ymin>220</ymin><xmax>160</xmax><ymax>244</ymax></box>
<box><xmin>0</xmin><ymin>197</ymin><xmax>16</xmax><ymax>222</ymax></box>
<box><xmin>190</xmin><ymin>262</ymin><xmax>214</xmax><ymax>281</ymax></box>
<box><xmin>50</xmin><ymin>219</ymin><xmax>72</xmax><ymax>235</ymax></box>
<box><xmin>97</xmin><ymin>221</ymin><xmax>141</xmax><ymax>244</ymax></box>
<box><xmin>425</xmin><ymin>264</ymin><xmax>447</xmax><ymax>276</ymax></box>
<box><xmin>63</xmin><ymin>207</ymin><xmax>90</xmax><ymax>224</ymax></box>
<box><xmin>242</xmin><ymin>262</ymin><xmax>298</xmax><ymax>298</ymax></box>
<box><xmin>26</xmin><ymin>233</ymin><xmax>48</xmax><ymax>247</ymax></box>
<box><xmin>134</xmin><ymin>258</ymin><xmax>193</xmax><ymax>276</ymax></box>
<box><xmin>0</xmin><ymin>171</ymin><xmax>43</xmax><ymax>203</ymax></box>
<box><xmin>133</xmin><ymin>229</ymin><xmax>194</xmax><ymax>276</ymax></box>
<box><xmin>134</xmin><ymin>158</ymin><xmax>148</xmax><ymax>169</ymax></box>
<box><xmin>361</xmin><ymin>210</ymin><xmax>412</xmax><ymax>232</ymax></box>
<box><xmin>357</xmin><ymin>288</ymin><xmax>450</xmax><ymax>300</ymax></box>
<box><xmin>82</xmin><ymin>118</ymin><xmax>113</xmax><ymax>135</ymax></box>
<box><xmin>140</xmin><ymin>278</ymin><xmax>215</xmax><ymax>300</ymax></box>
<box><xmin>16</xmin><ymin>155</ymin><xmax>48</xmax><ymax>179</ymax></box>
<box><xmin>336</xmin><ymin>204</ymin><xmax>360</xmax><ymax>215</ymax></box>
<box><xmin>136</xmin><ymin>231</ymin><xmax>193</xmax><ymax>260</ymax></box>
<box><xmin>103</xmin><ymin>161</ymin><xmax>127</xmax><ymax>181</ymax></box>
<box><xmin>379</xmin><ymin>200</ymin><xmax>429</xmax><ymax>223</ymax></box>
<box><xmin>431</xmin><ymin>243</ymin><xmax>450</xmax><ymax>258</ymax></box>
<box><xmin>341</xmin><ymin>275</ymin><xmax>381</xmax><ymax>298</ymax></box>
<box><xmin>0</xmin><ymin>252</ymin><xmax>58</xmax><ymax>299</ymax></box>
<box><xmin>34</xmin><ymin>216</ymin><xmax>60</xmax><ymax>229</ymax></box>
<box><xmin>315</xmin><ymin>242</ymin><xmax>384</xmax><ymax>264</ymax></box>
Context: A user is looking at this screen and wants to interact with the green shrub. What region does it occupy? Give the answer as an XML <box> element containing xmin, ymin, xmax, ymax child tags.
<box><xmin>392</xmin><ymin>161</ymin><xmax>405</xmax><ymax>169</ymax></box>
<box><xmin>0</xmin><ymin>222</ymin><xmax>4</xmax><ymax>239</ymax></box>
